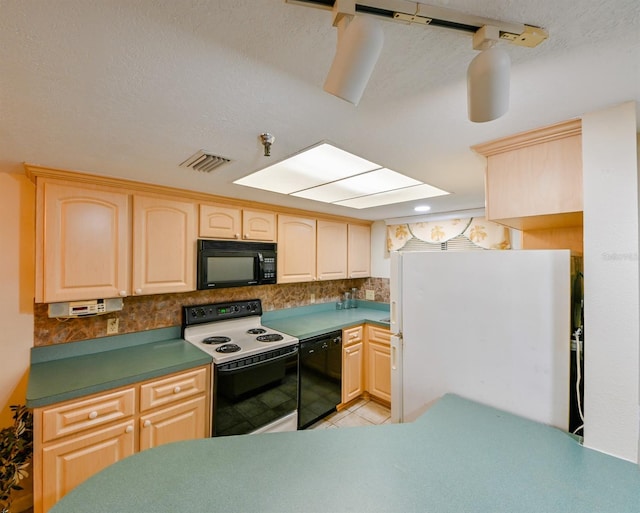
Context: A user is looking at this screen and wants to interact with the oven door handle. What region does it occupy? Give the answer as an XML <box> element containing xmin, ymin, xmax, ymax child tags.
<box><xmin>217</xmin><ymin>347</ymin><xmax>298</xmax><ymax>374</ymax></box>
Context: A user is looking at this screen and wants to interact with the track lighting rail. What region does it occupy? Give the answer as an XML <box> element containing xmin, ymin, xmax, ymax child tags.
<box><xmin>286</xmin><ymin>0</ymin><xmax>547</xmax><ymax>48</ymax></box>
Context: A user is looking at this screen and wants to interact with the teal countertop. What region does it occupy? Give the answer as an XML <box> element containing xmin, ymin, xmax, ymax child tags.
<box><xmin>50</xmin><ymin>394</ymin><xmax>640</xmax><ymax>513</ymax></box>
<box><xmin>262</xmin><ymin>300</ymin><xmax>390</xmax><ymax>339</ymax></box>
<box><xmin>26</xmin><ymin>327</ymin><xmax>212</xmax><ymax>408</ymax></box>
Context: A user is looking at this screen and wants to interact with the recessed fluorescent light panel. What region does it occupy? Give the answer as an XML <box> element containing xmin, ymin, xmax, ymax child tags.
<box><xmin>233</xmin><ymin>142</ymin><xmax>449</xmax><ymax>209</ymax></box>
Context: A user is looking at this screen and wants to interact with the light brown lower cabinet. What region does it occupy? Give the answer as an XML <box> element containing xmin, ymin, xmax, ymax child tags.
<box><xmin>139</xmin><ymin>396</ymin><xmax>207</xmax><ymax>451</ymax></box>
<box><xmin>41</xmin><ymin>420</ymin><xmax>135</xmax><ymax>512</ymax></box>
<box><xmin>33</xmin><ymin>365</ymin><xmax>211</xmax><ymax>513</ymax></box>
<box><xmin>341</xmin><ymin>324</ymin><xmax>391</xmax><ymax>407</ymax></box>
<box><xmin>366</xmin><ymin>326</ymin><xmax>391</xmax><ymax>404</ymax></box>
<box><xmin>342</xmin><ymin>325</ymin><xmax>364</xmax><ymax>404</ymax></box>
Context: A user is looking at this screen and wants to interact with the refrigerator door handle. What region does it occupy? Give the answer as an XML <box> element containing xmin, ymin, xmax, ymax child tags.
<box><xmin>390</xmin><ymin>333</ymin><xmax>403</xmax><ymax>424</ymax></box>
<box><xmin>391</xmin><ymin>335</ymin><xmax>401</xmax><ymax>370</ymax></box>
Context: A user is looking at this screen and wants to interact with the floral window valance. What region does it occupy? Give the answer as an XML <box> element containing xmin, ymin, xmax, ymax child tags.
<box><xmin>387</xmin><ymin>217</ymin><xmax>510</xmax><ymax>251</ymax></box>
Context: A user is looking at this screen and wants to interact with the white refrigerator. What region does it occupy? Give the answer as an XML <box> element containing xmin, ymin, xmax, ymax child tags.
<box><xmin>390</xmin><ymin>250</ymin><xmax>570</xmax><ymax>430</ymax></box>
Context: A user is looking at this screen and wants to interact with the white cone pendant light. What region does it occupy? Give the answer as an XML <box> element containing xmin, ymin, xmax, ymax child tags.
<box><xmin>467</xmin><ymin>46</ymin><xmax>511</xmax><ymax>123</ymax></box>
<box><xmin>323</xmin><ymin>15</ymin><xmax>384</xmax><ymax>106</ymax></box>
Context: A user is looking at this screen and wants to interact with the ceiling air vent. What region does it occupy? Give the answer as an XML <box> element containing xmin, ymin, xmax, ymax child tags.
<box><xmin>180</xmin><ymin>150</ymin><xmax>231</xmax><ymax>173</ymax></box>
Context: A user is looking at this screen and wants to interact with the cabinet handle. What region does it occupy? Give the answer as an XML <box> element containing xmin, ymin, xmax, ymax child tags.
<box><xmin>134</xmin><ymin>288</ymin><xmax>142</xmax><ymax>295</ymax></box>
<box><xmin>234</xmin><ymin>233</ymin><xmax>240</xmax><ymax>239</ymax></box>
<box><xmin>119</xmin><ymin>290</ymin><xmax>127</xmax><ymax>297</ymax></box>
<box><xmin>88</xmin><ymin>411</ymin><xmax>98</xmax><ymax>420</ymax></box>
<box><xmin>173</xmin><ymin>386</ymin><xmax>182</xmax><ymax>394</ymax></box>
<box><xmin>143</xmin><ymin>420</ymin><xmax>151</xmax><ymax>428</ymax></box>
<box><xmin>125</xmin><ymin>425</ymin><xmax>134</xmax><ymax>433</ymax></box>
<box><xmin>244</xmin><ymin>234</ymin><xmax>249</xmax><ymax>239</ymax></box>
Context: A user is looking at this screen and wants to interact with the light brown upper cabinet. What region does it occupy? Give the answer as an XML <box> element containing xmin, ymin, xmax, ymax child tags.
<box><xmin>317</xmin><ymin>220</ymin><xmax>348</xmax><ymax>280</ymax></box>
<box><xmin>35</xmin><ymin>180</ymin><xmax>197</xmax><ymax>302</ymax></box>
<box><xmin>38</xmin><ymin>181</ymin><xmax>130</xmax><ymax>303</ymax></box>
<box><xmin>277</xmin><ymin>214</ymin><xmax>317</xmax><ymax>283</ymax></box>
<box><xmin>199</xmin><ymin>204</ymin><xmax>275</xmax><ymax>241</ymax></box>
<box><xmin>347</xmin><ymin>224</ymin><xmax>371</xmax><ymax>278</ymax></box>
<box><xmin>132</xmin><ymin>195</ymin><xmax>197</xmax><ymax>296</ymax></box>
<box><xmin>29</xmin><ymin>166</ymin><xmax>372</xmax><ymax>297</ymax></box>
<box><xmin>279</xmin><ymin>216</ymin><xmax>372</xmax><ymax>284</ymax></box>
<box><xmin>472</xmin><ymin>119</ymin><xmax>583</xmax><ymax>231</ymax></box>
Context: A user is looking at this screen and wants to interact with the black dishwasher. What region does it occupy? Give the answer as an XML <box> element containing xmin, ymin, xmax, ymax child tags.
<box><xmin>298</xmin><ymin>330</ymin><xmax>342</xmax><ymax>429</ymax></box>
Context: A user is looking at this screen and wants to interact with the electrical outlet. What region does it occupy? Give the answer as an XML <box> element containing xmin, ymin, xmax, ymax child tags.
<box><xmin>310</xmin><ymin>293</ymin><xmax>316</xmax><ymax>304</ymax></box>
<box><xmin>107</xmin><ymin>318</ymin><xmax>119</xmax><ymax>335</ymax></box>
<box><xmin>365</xmin><ymin>289</ymin><xmax>375</xmax><ymax>301</ymax></box>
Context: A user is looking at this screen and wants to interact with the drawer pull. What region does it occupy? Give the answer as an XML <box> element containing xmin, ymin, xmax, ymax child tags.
<box><xmin>173</xmin><ymin>386</ymin><xmax>182</xmax><ymax>394</ymax></box>
<box><xmin>88</xmin><ymin>411</ymin><xmax>98</xmax><ymax>420</ymax></box>
<box><xmin>125</xmin><ymin>425</ymin><xmax>134</xmax><ymax>433</ymax></box>
<box><xmin>143</xmin><ymin>420</ymin><xmax>152</xmax><ymax>428</ymax></box>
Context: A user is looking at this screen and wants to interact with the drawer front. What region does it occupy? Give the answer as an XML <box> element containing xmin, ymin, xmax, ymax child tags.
<box><xmin>140</xmin><ymin>366</ymin><xmax>208</xmax><ymax>412</ymax></box>
<box><xmin>367</xmin><ymin>325</ymin><xmax>391</xmax><ymax>345</ymax></box>
<box><xmin>41</xmin><ymin>388</ymin><xmax>135</xmax><ymax>443</ymax></box>
<box><xmin>343</xmin><ymin>325</ymin><xmax>363</xmax><ymax>346</ymax></box>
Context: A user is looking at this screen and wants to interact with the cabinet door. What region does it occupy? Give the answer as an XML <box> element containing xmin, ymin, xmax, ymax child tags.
<box><xmin>485</xmin><ymin>134</ymin><xmax>582</xmax><ymax>222</ymax></box>
<box><xmin>199</xmin><ymin>204</ymin><xmax>242</xmax><ymax>239</ymax></box>
<box><xmin>367</xmin><ymin>340</ymin><xmax>391</xmax><ymax>404</ymax></box>
<box><xmin>132</xmin><ymin>195</ymin><xmax>197</xmax><ymax>295</ymax></box>
<box><xmin>40</xmin><ymin>182</ymin><xmax>130</xmax><ymax>302</ymax></box>
<box><xmin>139</xmin><ymin>395</ymin><xmax>207</xmax><ymax>451</ymax></box>
<box><xmin>317</xmin><ymin>220</ymin><xmax>347</xmax><ymax>280</ymax></box>
<box><xmin>243</xmin><ymin>209</ymin><xmax>276</xmax><ymax>241</ymax></box>
<box><xmin>41</xmin><ymin>420</ymin><xmax>135</xmax><ymax>512</ymax></box>
<box><xmin>277</xmin><ymin>215</ymin><xmax>316</xmax><ymax>283</ymax></box>
<box><xmin>347</xmin><ymin>224</ymin><xmax>371</xmax><ymax>278</ymax></box>
<box><xmin>342</xmin><ymin>341</ymin><xmax>364</xmax><ymax>404</ymax></box>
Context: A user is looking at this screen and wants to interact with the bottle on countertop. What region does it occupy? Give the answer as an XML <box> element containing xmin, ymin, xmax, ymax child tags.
<box><xmin>351</xmin><ymin>288</ymin><xmax>358</xmax><ymax>308</ymax></box>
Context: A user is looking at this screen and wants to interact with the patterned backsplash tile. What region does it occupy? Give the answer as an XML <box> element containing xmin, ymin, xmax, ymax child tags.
<box><xmin>34</xmin><ymin>278</ymin><xmax>390</xmax><ymax>346</ymax></box>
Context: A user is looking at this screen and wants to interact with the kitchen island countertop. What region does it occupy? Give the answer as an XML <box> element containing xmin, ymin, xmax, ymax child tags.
<box><xmin>49</xmin><ymin>394</ymin><xmax>640</xmax><ymax>513</ymax></box>
<box><xmin>262</xmin><ymin>300</ymin><xmax>390</xmax><ymax>339</ymax></box>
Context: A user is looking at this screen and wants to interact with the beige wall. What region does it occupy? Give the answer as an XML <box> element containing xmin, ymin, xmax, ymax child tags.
<box><xmin>0</xmin><ymin>168</ymin><xmax>35</xmax><ymax>427</ymax></box>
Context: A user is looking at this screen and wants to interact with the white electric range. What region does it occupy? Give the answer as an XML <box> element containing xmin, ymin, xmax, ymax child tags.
<box><xmin>182</xmin><ymin>299</ymin><xmax>299</xmax><ymax>436</ymax></box>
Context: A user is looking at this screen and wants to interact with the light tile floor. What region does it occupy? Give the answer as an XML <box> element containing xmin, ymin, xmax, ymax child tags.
<box><xmin>311</xmin><ymin>398</ymin><xmax>391</xmax><ymax>429</ymax></box>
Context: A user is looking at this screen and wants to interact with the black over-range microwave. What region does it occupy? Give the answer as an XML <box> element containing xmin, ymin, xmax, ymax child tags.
<box><xmin>196</xmin><ymin>240</ymin><xmax>277</xmax><ymax>290</ymax></box>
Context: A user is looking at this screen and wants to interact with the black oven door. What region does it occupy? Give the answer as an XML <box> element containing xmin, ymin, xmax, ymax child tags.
<box><xmin>213</xmin><ymin>346</ymin><xmax>298</xmax><ymax>436</ymax></box>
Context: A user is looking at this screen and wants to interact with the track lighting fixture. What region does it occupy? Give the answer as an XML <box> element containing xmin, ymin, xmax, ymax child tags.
<box><xmin>288</xmin><ymin>0</ymin><xmax>546</xmax><ymax>121</ymax></box>
<box><xmin>467</xmin><ymin>25</ymin><xmax>511</xmax><ymax>123</ymax></box>
<box><xmin>323</xmin><ymin>3</ymin><xmax>384</xmax><ymax>105</ymax></box>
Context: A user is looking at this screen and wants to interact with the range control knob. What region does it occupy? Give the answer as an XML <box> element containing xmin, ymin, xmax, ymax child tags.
<box><xmin>199</xmin><ymin>308</ymin><xmax>206</xmax><ymax>317</ymax></box>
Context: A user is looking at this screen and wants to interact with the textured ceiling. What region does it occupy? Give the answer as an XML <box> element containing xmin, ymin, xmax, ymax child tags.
<box><xmin>1</xmin><ymin>0</ymin><xmax>639</xmax><ymax>221</ymax></box>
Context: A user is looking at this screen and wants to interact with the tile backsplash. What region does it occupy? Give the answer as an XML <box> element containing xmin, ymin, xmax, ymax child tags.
<box><xmin>34</xmin><ymin>277</ymin><xmax>390</xmax><ymax>346</ymax></box>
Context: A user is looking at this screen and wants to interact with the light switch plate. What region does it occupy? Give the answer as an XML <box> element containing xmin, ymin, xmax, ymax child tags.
<box><xmin>365</xmin><ymin>289</ymin><xmax>375</xmax><ymax>300</ymax></box>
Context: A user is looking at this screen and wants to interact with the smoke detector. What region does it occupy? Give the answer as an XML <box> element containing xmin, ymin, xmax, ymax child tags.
<box><xmin>180</xmin><ymin>150</ymin><xmax>231</xmax><ymax>173</ymax></box>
